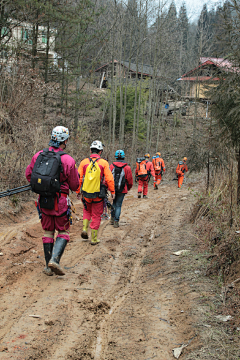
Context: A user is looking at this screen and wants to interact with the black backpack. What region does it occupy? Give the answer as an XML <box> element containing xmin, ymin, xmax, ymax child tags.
<box><xmin>112</xmin><ymin>164</ymin><xmax>127</xmax><ymax>194</ymax></box>
<box><xmin>30</xmin><ymin>149</ymin><xmax>65</xmax><ymax>197</ymax></box>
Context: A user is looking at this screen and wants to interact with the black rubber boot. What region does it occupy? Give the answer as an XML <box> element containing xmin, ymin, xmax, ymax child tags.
<box><xmin>48</xmin><ymin>237</ymin><xmax>67</xmax><ymax>276</ymax></box>
<box><xmin>43</xmin><ymin>243</ymin><xmax>54</xmax><ymax>276</ymax></box>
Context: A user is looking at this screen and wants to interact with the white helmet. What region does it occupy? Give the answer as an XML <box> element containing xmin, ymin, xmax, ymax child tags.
<box><xmin>90</xmin><ymin>140</ymin><xmax>104</xmax><ymax>151</ymax></box>
<box><xmin>51</xmin><ymin>126</ymin><xmax>69</xmax><ymax>142</ymax></box>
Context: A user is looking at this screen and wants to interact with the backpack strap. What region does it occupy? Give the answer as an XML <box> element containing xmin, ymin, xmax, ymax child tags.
<box><xmin>43</xmin><ymin>148</ymin><xmax>66</xmax><ymax>156</ymax></box>
<box><xmin>88</xmin><ymin>157</ymin><xmax>104</xmax><ymax>183</ymax></box>
<box><xmin>57</xmin><ymin>151</ymin><xmax>66</xmax><ymax>156</ymax></box>
<box><xmin>89</xmin><ymin>157</ymin><xmax>99</xmax><ymax>165</ymax></box>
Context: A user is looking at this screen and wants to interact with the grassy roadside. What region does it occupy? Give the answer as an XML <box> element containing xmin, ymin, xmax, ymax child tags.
<box><xmin>180</xmin><ymin>182</ymin><xmax>240</xmax><ymax>359</ymax></box>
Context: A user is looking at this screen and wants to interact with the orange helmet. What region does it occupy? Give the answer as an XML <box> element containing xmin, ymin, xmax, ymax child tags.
<box><xmin>145</xmin><ymin>153</ymin><xmax>150</xmax><ymax>158</ymax></box>
<box><xmin>156</xmin><ymin>152</ymin><xmax>161</xmax><ymax>157</ymax></box>
<box><xmin>183</xmin><ymin>157</ymin><xmax>187</xmax><ymax>161</ymax></box>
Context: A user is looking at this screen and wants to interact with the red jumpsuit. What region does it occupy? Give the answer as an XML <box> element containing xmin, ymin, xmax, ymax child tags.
<box><xmin>152</xmin><ymin>157</ymin><xmax>165</xmax><ymax>187</ymax></box>
<box><xmin>176</xmin><ymin>161</ymin><xmax>188</xmax><ymax>188</ymax></box>
<box><xmin>136</xmin><ymin>160</ymin><xmax>155</xmax><ymax>196</ymax></box>
<box><xmin>25</xmin><ymin>147</ymin><xmax>79</xmax><ymax>244</ymax></box>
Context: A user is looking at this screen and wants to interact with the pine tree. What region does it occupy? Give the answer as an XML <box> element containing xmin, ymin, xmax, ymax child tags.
<box><xmin>195</xmin><ymin>4</ymin><xmax>212</xmax><ymax>59</ymax></box>
<box><xmin>178</xmin><ymin>2</ymin><xmax>189</xmax><ymax>76</ymax></box>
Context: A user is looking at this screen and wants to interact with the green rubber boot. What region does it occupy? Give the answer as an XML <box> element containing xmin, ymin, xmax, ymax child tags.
<box><xmin>91</xmin><ymin>229</ymin><xmax>100</xmax><ymax>245</ymax></box>
<box><xmin>81</xmin><ymin>219</ymin><xmax>89</xmax><ymax>240</ymax></box>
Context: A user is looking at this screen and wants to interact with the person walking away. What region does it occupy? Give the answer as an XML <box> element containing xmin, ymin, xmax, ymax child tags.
<box><xmin>152</xmin><ymin>152</ymin><xmax>166</xmax><ymax>190</ymax></box>
<box><xmin>77</xmin><ymin>140</ymin><xmax>115</xmax><ymax>245</ymax></box>
<box><xmin>176</xmin><ymin>157</ymin><xmax>188</xmax><ymax>188</ymax></box>
<box><xmin>110</xmin><ymin>150</ymin><xmax>133</xmax><ymax>228</ymax></box>
<box><xmin>25</xmin><ymin>126</ymin><xmax>79</xmax><ymax>276</ymax></box>
<box><xmin>136</xmin><ymin>154</ymin><xmax>155</xmax><ymax>199</ymax></box>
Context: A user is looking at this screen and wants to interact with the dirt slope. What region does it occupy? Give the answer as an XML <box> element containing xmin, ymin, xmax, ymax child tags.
<box><xmin>0</xmin><ymin>182</ymin><xmax>205</xmax><ymax>359</ymax></box>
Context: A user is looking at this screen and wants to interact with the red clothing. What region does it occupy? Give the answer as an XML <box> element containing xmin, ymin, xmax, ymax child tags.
<box><xmin>146</xmin><ymin>160</ymin><xmax>155</xmax><ymax>177</ymax></box>
<box><xmin>83</xmin><ymin>201</ymin><xmax>104</xmax><ymax>230</ymax></box>
<box><xmin>25</xmin><ymin>146</ymin><xmax>79</xmax><ymax>217</ymax></box>
<box><xmin>26</xmin><ymin>146</ymin><xmax>79</xmax><ymax>244</ymax></box>
<box><xmin>110</xmin><ymin>161</ymin><xmax>133</xmax><ymax>194</ymax></box>
<box><xmin>41</xmin><ymin>214</ymin><xmax>70</xmax><ymax>242</ymax></box>
<box><xmin>26</xmin><ymin>146</ymin><xmax>79</xmax><ymax>196</ymax></box>
<box><xmin>138</xmin><ymin>178</ymin><xmax>148</xmax><ymax>196</ymax></box>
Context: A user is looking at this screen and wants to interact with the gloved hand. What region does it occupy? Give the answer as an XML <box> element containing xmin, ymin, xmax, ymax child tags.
<box><xmin>111</xmin><ymin>193</ymin><xmax>115</xmax><ymax>200</ymax></box>
<box><xmin>76</xmin><ymin>193</ymin><xmax>81</xmax><ymax>200</ymax></box>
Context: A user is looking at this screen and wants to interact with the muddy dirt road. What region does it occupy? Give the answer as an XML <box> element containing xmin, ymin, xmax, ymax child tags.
<box><xmin>0</xmin><ymin>183</ymin><xmax>200</xmax><ymax>359</ymax></box>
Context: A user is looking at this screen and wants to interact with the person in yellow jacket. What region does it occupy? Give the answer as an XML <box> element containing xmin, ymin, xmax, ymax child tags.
<box><xmin>76</xmin><ymin>141</ymin><xmax>115</xmax><ymax>245</ymax></box>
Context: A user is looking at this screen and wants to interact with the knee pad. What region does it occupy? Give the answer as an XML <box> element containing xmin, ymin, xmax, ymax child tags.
<box><xmin>44</xmin><ymin>231</ymin><xmax>54</xmax><ymax>238</ymax></box>
<box><xmin>58</xmin><ymin>231</ymin><xmax>69</xmax><ymax>236</ymax></box>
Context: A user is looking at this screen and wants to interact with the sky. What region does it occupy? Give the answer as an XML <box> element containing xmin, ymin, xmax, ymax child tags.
<box><xmin>175</xmin><ymin>0</ymin><xmax>225</xmax><ymax>22</ymax></box>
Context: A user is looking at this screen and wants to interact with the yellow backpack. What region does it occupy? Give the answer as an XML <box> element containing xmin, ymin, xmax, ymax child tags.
<box><xmin>82</xmin><ymin>158</ymin><xmax>101</xmax><ymax>198</ymax></box>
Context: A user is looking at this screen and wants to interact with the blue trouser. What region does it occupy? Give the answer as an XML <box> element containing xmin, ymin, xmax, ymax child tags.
<box><xmin>111</xmin><ymin>193</ymin><xmax>125</xmax><ymax>222</ymax></box>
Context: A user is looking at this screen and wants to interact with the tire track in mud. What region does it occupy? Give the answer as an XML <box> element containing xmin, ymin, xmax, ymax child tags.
<box><xmin>90</xmin><ymin>187</ymin><xmax>195</xmax><ymax>360</ymax></box>
<box><xmin>94</xmin><ymin>228</ymin><xmax>155</xmax><ymax>360</ymax></box>
<box><xmin>0</xmin><ymin>185</ymin><xmax>197</xmax><ymax>360</ymax></box>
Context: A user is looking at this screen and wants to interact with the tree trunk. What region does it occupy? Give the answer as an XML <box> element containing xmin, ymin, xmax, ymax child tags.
<box><xmin>237</xmin><ymin>146</ymin><xmax>240</xmax><ymax>204</ymax></box>
<box><xmin>74</xmin><ymin>74</ymin><xmax>80</xmax><ymax>136</ymax></box>
<box><xmin>131</xmin><ymin>32</ymin><xmax>140</xmax><ymax>169</ymax></box>
<box><xmin>229</xmin><ymin>159</ymin><xmax>233</xmax><ymax>226</ymax></box>
<box><xmin>44</xmin><ymin>21</ymin><xmax>50</xmax><ymax>83</ymax></box>
<box><xmin>32</xmin><ymin>21</ymin><xmax>39</xmax><ymax>69</ymax></box>
<box><xmin>207</xmin><ymin>151</ymin><xmax>210</xmax><ymax>191</ymax></box>
<box><xmin>43</xmin><ymin>20</ymin><xmax>50</xmax><ymax>120</ymax></box>
<box><xmin>111</xmin><ymin>35</ymin><xmax>116</xmax><ymax>151</ymax></box>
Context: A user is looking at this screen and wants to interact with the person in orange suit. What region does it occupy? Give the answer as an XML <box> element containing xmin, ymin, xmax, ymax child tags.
<box><xmin>152</xmin><ymin>152</ymin><xmax>165</xmax><ymax>190</ymax></box>
<box><xmin>176</xmin><ymin>157</ymin><xmax>188</xmax><ymax>188</ymax></box>
<box><xmin>136</xmin><ymin>154</ymin><xmax>155</xmax><ymax>198</ymax></box>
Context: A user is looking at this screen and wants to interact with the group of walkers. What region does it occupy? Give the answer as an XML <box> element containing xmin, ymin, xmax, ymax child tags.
<box><xmin>136</xmin><ymin>152</ymin><xmax>165</xmax><ymax>199</ymax></box>
<box><xmin>25</xmin><ymin>125</ymin><xmax>188</xmax><ymax>277</ymax></box>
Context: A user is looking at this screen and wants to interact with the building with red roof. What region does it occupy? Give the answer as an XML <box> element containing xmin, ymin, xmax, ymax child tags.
<box><xmin>177</xmin><ymin>57</ymin><xmax>238</xmax><ymax>99</ymax></box>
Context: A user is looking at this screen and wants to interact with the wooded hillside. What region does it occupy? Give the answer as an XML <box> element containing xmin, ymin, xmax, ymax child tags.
<box><xmin>0</xmin><ymin>0</ymin><xmax>235</xmax><ymax>188</ymax></box>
